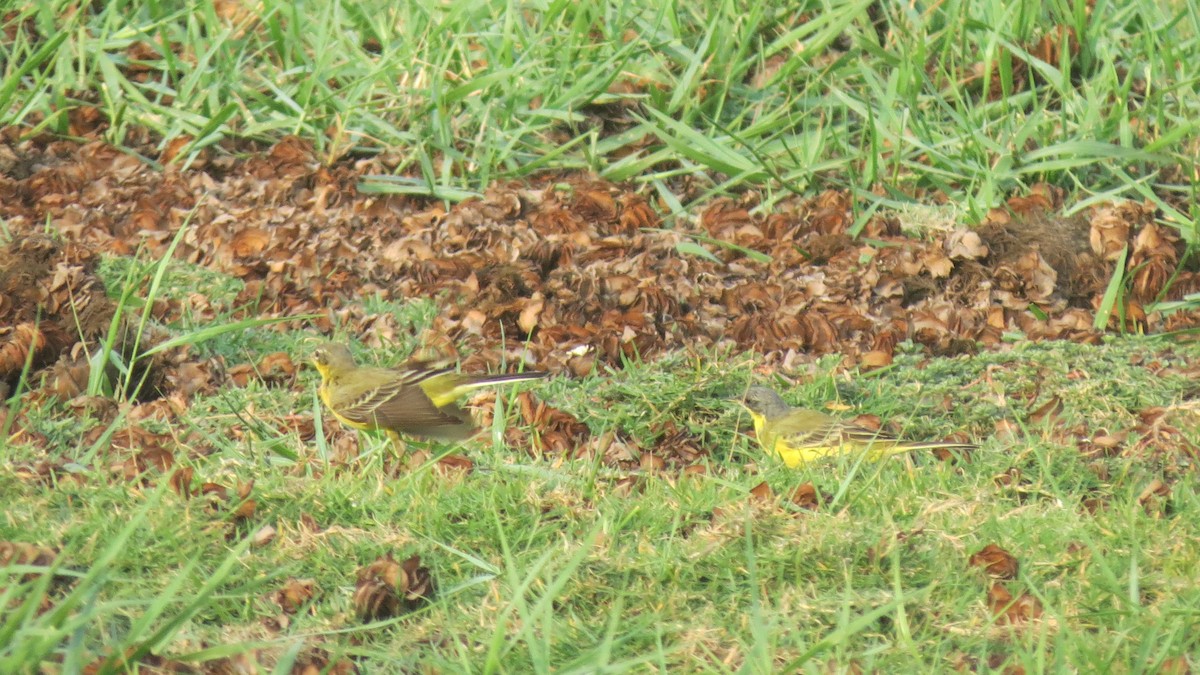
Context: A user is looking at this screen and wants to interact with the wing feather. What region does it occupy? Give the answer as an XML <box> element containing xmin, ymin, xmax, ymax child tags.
<box><xmin>325</xmin><ymin>364</ymin><xmax>544</xmax><ymax>441</ymax></box>
<box><xmin>329</xmin><ymin>367</ymin><xmax>475</xmax><ymax>439</ymax></box>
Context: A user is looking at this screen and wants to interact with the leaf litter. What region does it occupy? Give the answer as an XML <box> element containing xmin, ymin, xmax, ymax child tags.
<box><xmin>2</xmin><ymin>130</ymin><xmax>1199</xmax><ymax>667</ymax></box>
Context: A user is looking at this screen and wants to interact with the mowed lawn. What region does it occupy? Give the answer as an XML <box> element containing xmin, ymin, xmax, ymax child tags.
<box><xmin>4</xmin><ymin>0</ymin><xmax>1200</xmax><ymax>672</ymax></box>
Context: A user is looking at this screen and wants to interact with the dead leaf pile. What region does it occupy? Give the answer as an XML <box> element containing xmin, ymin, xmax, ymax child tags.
<box><xmin>1</xmin><ymin>132</ymin><xmax>1198</xmax><ymax>485</ymax></box>
<box><xmin>0</xmin><ymin>233</ymin><xmax>113</xmax><ymax>381</ymax></box>
<box><xmin>648</xmin><ymin>420</ymin><xmax>708</xmax><ymax>467</ymax></box>
<box><xmin>3</xmin><ymin>134</ymin><xmax>1198</xmax><ymax>400</ymax></box>
<box><xmin>967</xmin><ymin>543</ymin><xmax>1047</xmax><ymax>630</ymax></box>
<box><xmin>504</xmin><ymin>391</ymin><xmax>593</xmax><ymax>459</ymax></box>
<box><xmin>0</xmin><ymin>227</ymin><xmax>208</xmax><ymax>405</ymax></box>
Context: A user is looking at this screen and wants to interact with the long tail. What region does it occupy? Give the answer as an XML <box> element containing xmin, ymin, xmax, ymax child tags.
<box><xmin>452</xmin><ymin>371</ymin><xmax>548</xmax><ymax>394</ymax></box>
<box><xmin>417</xmin><ymin>370</ymin><xmax>547</xmax><ymax>409</ymax></box>
<box><xmin>855</xmin><ymin>439</ymin><xmax>976</xmax><ymax>463</ymax></box>
<box><xmin>836</xmin><ymin>423</ymin><xmax>977</xmax><ymax>454</ymax></box>
<box><xmin>893</xmin><ymin>441</ymin><xmax>978</xmax><ymax>451</ymax></box>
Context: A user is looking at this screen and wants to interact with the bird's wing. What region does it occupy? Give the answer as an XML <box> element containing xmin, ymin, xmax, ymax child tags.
<box><xmin>330</xmin><ymin>367</ymin><xmax>474</xmax><ymax>438</ymax></box>
<box><xmin>774</xmin><ymin>409</ymin><xmax>900</xmax><ymax>449</ymax></box>
<box><xmin>834</xmin><ymin>421</ymin><xmax>902</xmax><ymax>446</ymax></box>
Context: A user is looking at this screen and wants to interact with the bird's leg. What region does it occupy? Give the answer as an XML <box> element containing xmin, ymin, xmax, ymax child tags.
<box><xmin>386</xmin><ymin>430</ymin><xmax>405</xmax><ymax>454</ymax></box>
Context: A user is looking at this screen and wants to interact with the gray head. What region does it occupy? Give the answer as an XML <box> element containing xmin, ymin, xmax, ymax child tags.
<box><xmin>740</xmin><ymin>386</ymin><xmax>792</xmax><ymax>418</ymax></box>
<box><xmin>311</xmin><ymin>343</ymin><xmax>358</xmax><ymax>374</ymax></box>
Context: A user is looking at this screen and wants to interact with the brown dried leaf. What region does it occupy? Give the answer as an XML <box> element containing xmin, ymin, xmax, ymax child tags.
<box><xmin>436</xmin><ymin>453</ymin><xmax>474</xmax><ymax>474</ymax></box>
<box><xmin>639</xmin><ymin>453</ymin><xmax>667</xmax><ymax>472</ymax></box>
<box><xmin>611</xmin><ymin>475</ymin><xmax>643</xmax><ymax>498</ymax></box>
<box><xmin>573</xmin><ymin>188</ymin><xmax>618</xmax><ymax>223</ymax></box>
<box><xmin>859</xmin><ymin>349</ymin><xmax>893</xmax><ymax>370</ymax></box>
<box><xmin>226</xmin><ymin>363</ymin><xmax>255</xmax><ymax>388</ymax></box>
<box><xmin>1158</xmin><ymin>656</ymin><xmax>1192</xmax><ymax>675</ymax></box>
<box><xmin>237</xmin><ymin>479</ymin><xmax>255</xmax><ymax>500</ymax></box>
<box><xmin>1089</xmin><ymin>201</ymin><xmax>1145</xmax><ymax>260</ymax></box>
<box><xmin>274</xmin><ymin>578</ymin><xmax>316</xmax><ymax>614</ymax></box>
<box><xmin>789</xmin><ymin>483</ymin><xmax>821</xmax><ymax>511</ymax></box>
<box><xmin>232</xmin><ymin>227</ymin><xmax>270</xmax><ymax>257</ymax></box>
<box><xmin>749</xmin><ymin>481</ymin><xmax>773</xmax><ymax>501</ymax></box>
<box><xmin>353</xmin><ymin>552</ymin><xmax>434</xmax><ymax>621</ymax></box>
<box><xmin>299</xmin><ymin>513</ymin><xmax>322</xmax><ymax>532</ymax></box>
<box><xmin>169</xmin><ymin>467</ymin><xmax>195</xmax><ymax>497</ymax></box>
<box><xmin>258</xmin><ymin>351</ymin><xmax>297</xmax><ymax>384</ymax></box>
<box><xmin>1137</xmin><ymin>479</ymin><xmax>1171</xmax><ymax>516</ymax></box>
<box><xmin>1076</xmin><ymin>430</ymin><xmax>1126</xmax><ymax>458</ymax></box>
<box><xmin>619</xmin><ymin>195</ymin><xmax>659</xmax><ymax>231</ymax></box>
<box><xmin>987</xmin><ymin>582</ymin><xmax>1043</xmax><ymax>624</ymax></box>
<box><xmin>517</xmin><ymin>293</ymin><xmax>545</xmax><ymax>335</ymax></box>
<box><xmin>508</xmin><ymin>392</ymin><xmax>591</xmax><ymax>457</ymax></box>
<box><xmin>0</xmin><ymin>323</ymin><xmax>48</xmax><ymax>378</ymax></box>
<box><xmin>121</xmin><ymin>443</ymin><xmax>176</xmax><ymax>483</ymax></box>
<box><xmin>353</xmin><ymin>554</ymin><xmax>403</xmax><ymax>622</ymax></box>
<box><xmin>945</xmin><ymin>230</ymin><xmax>989</xmax><ymax>260</ymax></box>
<box><xmin>232</xmin><ymin>498</ymin><xmax>257</xmax><ymax>522</ymax></box>
<box><xmin>969</xmin><ymin>544</ymin><xmax>1020</xmax><ymax>580</ymax></box>
<box><xmin>1128</xmin><ymin>223</ymin><xmax>1179</xmax><ymax>302</ymax></box>
<box><xmin>701</xmin><ymin>198</ymin><xmax>754</xmax><ymax>235</ymax></box>
<box><xmin>1028</xmin><ymin>396</ymin><xmax>1063</xmax><ymax>425</ymax></box>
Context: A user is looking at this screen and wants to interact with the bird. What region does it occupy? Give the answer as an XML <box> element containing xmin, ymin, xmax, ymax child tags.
<box><xmin>310</xmin><ymin>343</ymin><xmax>546</xmax><ymax>442</ymax></box>
<box><xmin>737</xmin><ymin>385</ymin><xmax>977</xmax><ymax>467</ymax></box>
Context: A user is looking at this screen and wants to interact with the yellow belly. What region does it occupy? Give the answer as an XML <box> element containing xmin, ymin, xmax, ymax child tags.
<box><xmin>319</xmin><ymin>383</ymin><xmax>375</xmax><ymax>432</ymax></box>
<box><xmin>773</xmin><ymin>437</ymin><xmax>906</xmax><ymax>467</ymax></box>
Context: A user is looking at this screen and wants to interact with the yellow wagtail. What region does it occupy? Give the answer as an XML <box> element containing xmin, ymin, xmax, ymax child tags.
<box><xmin>738</xmin><ymin>386</ymin><xmax>977</xmax><ymax>467</ymax></box>
<box><xmin>311</xmin><ymin>343</ymin><xmax>546</xmax><ymax>442</ymax></box>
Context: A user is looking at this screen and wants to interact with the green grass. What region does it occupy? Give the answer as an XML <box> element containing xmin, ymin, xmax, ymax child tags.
<box><xmin>4</xmin><ymin>0</ymin><xmax>1200</xmax><ymax>229</ymax></box>
<box><xmin>5</xmin><ymin>0</ymin><xmax>1200</xmax><ymax>670</ymax></box>
<box><xmin>4</xmin><ymin>260</ymin><xmax>1200</xmax><ymax>670</ymax></box>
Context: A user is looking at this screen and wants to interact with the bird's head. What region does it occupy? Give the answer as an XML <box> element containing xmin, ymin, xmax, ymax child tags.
<box><xmin>310</xmin><ymin>343</ymin><xmax>357</xmax><ymax>379</ymax></box>
<box><xmin>740</xmin><ymin>386</ymin><xmax>791</xmax><ymax>419</ymax></box>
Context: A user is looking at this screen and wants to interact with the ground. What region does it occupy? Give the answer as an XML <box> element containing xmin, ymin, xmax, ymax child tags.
<box><xmin>3</xmin><ymin>1</ymin><xmax>1200</xmax><ymax>673</ymax></box>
